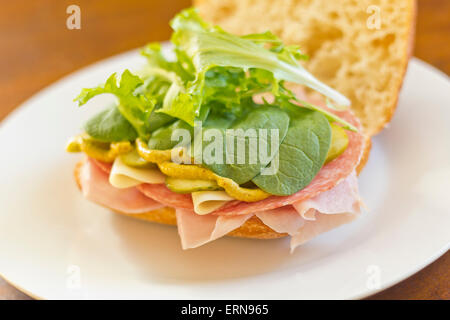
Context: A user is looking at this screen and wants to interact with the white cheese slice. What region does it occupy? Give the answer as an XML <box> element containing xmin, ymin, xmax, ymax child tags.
<box><xmin>109</xmin><ymin>156</ymin><xmax>165</xmax><ymax>188</ymax></box>
<box><xmin>191</xmin><ymin>191</ymin><xmax>234</xmax><ymax>215</ymax></box>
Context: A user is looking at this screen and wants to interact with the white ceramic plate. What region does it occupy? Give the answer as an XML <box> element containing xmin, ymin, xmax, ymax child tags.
<box><xmin>0</xmin><ymin>49</ymin><xmax>449</xmax><ymax>299</ymax></box>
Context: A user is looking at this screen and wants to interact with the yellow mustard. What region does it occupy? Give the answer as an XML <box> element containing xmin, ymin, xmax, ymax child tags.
<box><xmin>67</xmin><ymin>135</ymin><xmax>270</xmax><ymax>201</ymax></box>
<box><xmin>66</xmin><ymin>134</ymin><xmax>132</xmax><ymax>163</ymax></box>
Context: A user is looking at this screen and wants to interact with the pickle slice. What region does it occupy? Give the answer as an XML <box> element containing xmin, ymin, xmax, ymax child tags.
<box><xmin>120</xmin><ymin>149</ymin><xmax>157</xmax><ymax>169</ymax></box>
<box><xmin>165</xmin><ymin>177</ymin><xmax>222</xmax><ymax>194</ymax></box>
<box><xmin>325</xmin><ymin>124</ymin><xmax>349</xmax><ymax>164</ymax></box>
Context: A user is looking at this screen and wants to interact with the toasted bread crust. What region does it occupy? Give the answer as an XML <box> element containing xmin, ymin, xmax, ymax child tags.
<box><xmin>73</xmin><ymin>140</ymin><xmax>370</xmax><ymax>239</ymax></box>
<box><xmin>376</xmin><ymin>0</ymin><xmax>417</xmax><ymax>135</ymax></box>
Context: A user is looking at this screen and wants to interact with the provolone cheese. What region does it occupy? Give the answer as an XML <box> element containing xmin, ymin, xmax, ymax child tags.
<box><xmin>191</xmin><ymin>191</ymin><xmax>234</xmax><ymax>215</ymax></box>
<box><xmin>109</xmin><ymin>157</ymin><xmax>165</xmax><ymax>188</ymax></box>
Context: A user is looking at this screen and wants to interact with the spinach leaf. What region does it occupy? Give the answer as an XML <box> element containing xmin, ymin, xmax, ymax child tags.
<box><xmin>148</xmin><ymin>110</ymin><xmax>176</xmax><ymax>132</ymax></box>
<box><xmin>148</xmin><ymin>119</ymin><xmax>193</xmax><ymax>150</ymax></box>
<box><xmin>202</xmin><ymin>106</ymin><xmax>289</xmax><ymax>184</ymax></box>
<box><xmin>83</xmin><ymin>106</ymin><xmax>137</xmax><ymax>142</ymax></box>
<box><xmin>252</xmin><ymin>109</ymin><xmax>331</xmax><ymax>195</ymax></box>
<box><xmin>203</xmin><ymin>109</ymin><xmax>237</xmax><ymax>129</ymax></box>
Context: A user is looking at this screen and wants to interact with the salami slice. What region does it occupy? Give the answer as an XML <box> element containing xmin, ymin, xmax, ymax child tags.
<box><xmin>137</xmin><ymin>183</ymin><xmax>194</xmax><ymax>209</ymax></box>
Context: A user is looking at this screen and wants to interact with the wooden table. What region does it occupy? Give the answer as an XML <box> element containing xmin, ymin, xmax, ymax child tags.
<box><xmin>0</xmin><ymin>0</ymin><xmax>448</xmax><ymax>300</ymax></box>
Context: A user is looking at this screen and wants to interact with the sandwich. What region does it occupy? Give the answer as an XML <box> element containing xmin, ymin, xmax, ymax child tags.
<box><xmin>67</xmin><ymin>3</ymin><xmax>415</xmax><ymax>251</ymax></box>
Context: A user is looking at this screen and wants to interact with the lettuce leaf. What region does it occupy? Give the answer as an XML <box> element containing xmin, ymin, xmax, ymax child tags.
<box><xmin>157</xmin><ymin>8</ymin><xmax>350</xmax><ymax>126</ymax></box>
<box><xmin>75</xmin><ymin>70</ymin><xmax>154</xmax><ymax>140</ymax></box>
<box><xmin>141</xmin><ymin>43</ymin><xmax>194</xmax><ymax>82</ymax></box>
<box><xmin>74</xmin><ymin>7</ymin><xmax>355</xmax><ymax>145</ymax></box>
<box><xmin>241</xmin><ymin>31</ymin><xmax>309</xmax><ymax>64</ymax></box>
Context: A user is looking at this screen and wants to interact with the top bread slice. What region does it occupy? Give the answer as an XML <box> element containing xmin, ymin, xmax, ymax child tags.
<box><xmin>195</xmin><ymin>0</ymin><xmax>416</xmax><ymax>137</ymax></box>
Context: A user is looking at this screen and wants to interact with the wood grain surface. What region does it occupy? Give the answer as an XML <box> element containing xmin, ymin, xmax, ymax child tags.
<box><xmin>0</xmin><ymin>0</ymin><xmax>448</xmax><ymax>300</ymax></box>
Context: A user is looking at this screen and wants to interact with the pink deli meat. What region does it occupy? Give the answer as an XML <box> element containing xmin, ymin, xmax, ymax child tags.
<box><xmin>175</xmin><ymin>173</ymin><xmax>362</xmax><ymax>250</ymax></box>
<box><xmin>255</xmin><ymin>206</ymin><xmax>305</xmax><ymax>235</ymax></box>
<box><xmin>92</xmin><ymin>159</ymin><xmax>194</xmax><ymax>209</ymax></box>
<box><xmin>79</xmin><ymin>158</ymin><xmax>164</xmax><ymax>214</ymax></box>
<box><xmin>85</xmin><ymin>158</ymin><xmax>362</xmax><ymax>250</ymax></box>
<box><xmin>137</xmin><ymin>183</ymin><xmax>194</xmax><ymax>209</ymax></box>
<box><xmin>92</xmin><ymin>159</ymin><xmax>112</xmax><ymax>174</ymax></box>
<box><xmin>175</xmin><ymin>209</ymin><xmax>253</xmax><ymax>249</ymax></box>
<box><xmin>255</xmin><ymin>172</ymin><xmax>362</xmax><ymax>251</ymax></box>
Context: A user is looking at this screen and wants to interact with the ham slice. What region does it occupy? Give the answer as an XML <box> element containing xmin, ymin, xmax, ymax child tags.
<box><xmin>292</xmin><ymin>171</ymin><xmax>361</xmax><ymax>219</ymax></box>
<box><xmin>289</xmin><ymin>211</ymin><xmax>359</xmax><ymax>252</ymax></box>
<box><xmin>289</xmin><ymin>172</ymin><xmax>362</xmax><ymax>251</ymax></box>
<box><xmin>255</xmin><ymin>206</ymin><xmax>304</xmax><ymax>235</ymax></box>
<box><xmin>92</xmin><ymin>159</ymin><xmax>112</xmax><ymax>174</ymax></box>
<box><xmin>79</xmin><ymin>159</ymin><xmax>164</xmax><ymax>214</ymax></box>
<box><xmin>291</xmin><ymin>172</ymin><xmax>361</xmax><ymax>251</ymax></box>
<box><xmin>84</xmin><ymin>158</ymin><xmax>362</xmax><ymax>251</ymax></box>
<box><xmin>248</xmin><ymin>173</ymin><xmax>361</xmax><ymax>251</ymax></box>
<box><xmin>174</xmin><ymin>173</ymin><xmax>362</xmax><ymax>250</ymax></box>
<box><xmin>175</xmin><ymin>209</ymin><xmax>253</xmax><ymax>249</ymax></box>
